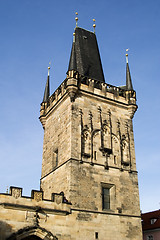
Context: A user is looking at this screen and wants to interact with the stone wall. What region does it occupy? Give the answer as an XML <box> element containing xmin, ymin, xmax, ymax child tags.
<box><xmin>0</xmin><ymin>186</ymin><xmax>142</xmax><ymax>240</ymax></box>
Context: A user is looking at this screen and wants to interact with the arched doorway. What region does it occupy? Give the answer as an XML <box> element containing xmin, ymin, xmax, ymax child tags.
<box><xmin>22</xmin><ymin>236</ymin><xmax>42</xmax><ymax>240</ymax></box>
<box><xmin>7</xmin><ymin>226</ymin><xmax>58</xmax><ymax>240</ymax></box>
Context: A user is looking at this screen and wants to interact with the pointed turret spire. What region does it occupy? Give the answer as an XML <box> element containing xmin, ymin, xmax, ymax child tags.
<box><xmin>126</xmin><ymin>49</ymin><xmax>133</xmax><ymax>90</ymax></box>
<box><xmin>68</xmin><ymin>32</ymin><xmax>77</xmax><ymax>71</ymax></box>
<box><xmin>43</xmin><ymin>64</ymin><xmax>50</xmax><ymax>102</ymax></box>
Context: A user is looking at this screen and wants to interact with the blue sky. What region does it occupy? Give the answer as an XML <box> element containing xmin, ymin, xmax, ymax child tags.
<box><xmin>0</xmin><ymin>0</ymin><xmax>160</xmax><ymax>213</ymax></box>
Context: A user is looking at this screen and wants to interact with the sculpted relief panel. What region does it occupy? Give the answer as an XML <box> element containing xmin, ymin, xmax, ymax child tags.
<box><xmin>80</xmin><ymin>107</ymin><xmax>132</xmax><ymax>170</ymax></box>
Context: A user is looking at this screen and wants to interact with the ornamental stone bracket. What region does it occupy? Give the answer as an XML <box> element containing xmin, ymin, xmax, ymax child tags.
<box><xmin>66</xmin><ymin>78</ymin><xmax>79</xmax><ymax>102</ymax></box>
<box><xmin>128</xmin><ymin>104</ymin><xmax>138</xmax><ymax>119</ymax></box>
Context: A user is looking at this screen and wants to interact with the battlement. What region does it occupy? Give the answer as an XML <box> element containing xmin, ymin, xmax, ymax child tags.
<box><xmin>40</xmin><ymin>70</ymin><xmax>137</xmax><ymax>128</ymax></box>
<box><xmin>0</xmin><ymin>186</ymin><xmax>71</xmax><ymax>216</ymax></box>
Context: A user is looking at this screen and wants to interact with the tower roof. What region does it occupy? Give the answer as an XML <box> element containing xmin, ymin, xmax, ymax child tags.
<box><xmin>43</xmin><ymin>74</ymin><xmax>50</xmax><ymax>103</ymax></box>
<box><xmin>125</xmin><ymin>52</ymin><xmax>133</xmax><ymax>90</ymax></box>
<box><xmin>126</xmin><ymin>63</ymin><xmax>133</xmax><ymax>90</ymax></box>
<box><xmin>68</xmin><ymin>27</ymin><xmax>105</xmax><ymax>82</ymax></box>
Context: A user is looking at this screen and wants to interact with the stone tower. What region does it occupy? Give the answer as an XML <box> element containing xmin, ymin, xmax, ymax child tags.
<box><xmin>39</xmin><ymin>26</ymin><xmax>142</xmax><ymax>239</ymax></box>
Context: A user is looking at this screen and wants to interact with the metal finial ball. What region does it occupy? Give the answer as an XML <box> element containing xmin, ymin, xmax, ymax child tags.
<box><xmin>75</xmin><ymin>12</ymin><xmax>78</xmax><ymax>15</ymax></box>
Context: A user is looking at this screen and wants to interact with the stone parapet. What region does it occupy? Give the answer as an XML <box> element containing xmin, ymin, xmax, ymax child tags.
<box><xmin>39</xmin><ymin>70</ymin><xmax>137</xmax><ymax>129</ymax></box>
<box><xmin>0</xmin><ymin>186</ymin><xmax>71</xmax><ymax>216</ymax></box>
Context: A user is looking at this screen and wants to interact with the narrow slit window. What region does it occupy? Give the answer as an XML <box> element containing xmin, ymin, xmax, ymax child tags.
<box><xmin>55</xmin><ymin>149</ymin><xmax>58</xmax><ymax>166</ymax></box>
<box><xmin>53</xmin><ymin>149</ymin><xmax>58</xmax><ymax>169</ymax></box>
<box><xmin>94</xmin><ymin>151</ymin><xmax>97</xmax><ymax>160</ymax></box>
<box><xmin>95</xmin><ymin>232</ymin><xmax>98</xmax><ymax>239</ymax></box>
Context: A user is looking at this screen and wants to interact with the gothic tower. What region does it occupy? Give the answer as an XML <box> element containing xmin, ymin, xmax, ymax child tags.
<box><xmin>39</xmin><ymin>26</ymin><xmax>142</xmax><ymax>239</ymax></box>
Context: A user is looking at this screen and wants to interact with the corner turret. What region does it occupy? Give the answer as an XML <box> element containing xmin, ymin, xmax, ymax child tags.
<box><xmin>126</xmin><ymin>50</ymin><xmax>133</xmax><ymax>90</ymax></box>
<box><xmin>39</xmin><ymin>65</ymin><xmax>51</xmax><ymax>129</ymax></box>
<box><xmin>43</xmin><ymin>66</ymin><xmax>50</xmax><ymax>103</ymax></box>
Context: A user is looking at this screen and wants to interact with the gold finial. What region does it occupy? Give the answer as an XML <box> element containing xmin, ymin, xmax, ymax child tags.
<box><xmin>75</xmin><ymin>12</ymin><xmax>78</xmax><ymax>27</ymax></box>
<box><xmin>126</xmin><ymin>49</ymin><xmax>129</xmax><ymax>63</ymax></box>
<box><xmin>73</xmin><ymin>32</ymin><xmax>76</xmax><ymax>42</ymax></box>
<box><xmin>48</xmin><ymin>62</ymin><xmax>51</xmax><ymax>76</ymax></box>
<box><xmin>93</xmin><ymin>19</ymin><xmax>96</xmax><ymax>33</ymax></box>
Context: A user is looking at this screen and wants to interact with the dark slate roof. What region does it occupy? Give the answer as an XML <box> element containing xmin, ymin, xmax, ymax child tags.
<box><xmin>68</xmin><ymin>27</ymin><xmax>105</xmax><ymax>82</ymax></box>
<box><xmin>43</xmin><ymin>75</ymin><xmax>50</xmax><ymax>102</ymax></box>
<box><xmin>142</xmin><ymin>210</ymin><xmax>160</xmax><ymax>231</ymax></box>
<box><xmin>126</xmin><ymin>62</ymin><xmax>133</xmax><ymax>90</ymax></box>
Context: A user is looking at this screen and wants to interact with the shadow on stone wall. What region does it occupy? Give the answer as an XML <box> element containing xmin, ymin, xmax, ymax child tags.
<box><xmin>0</xmin><ymin>221</ymin><xmax>13</xmax><ymax>240</ymax></box>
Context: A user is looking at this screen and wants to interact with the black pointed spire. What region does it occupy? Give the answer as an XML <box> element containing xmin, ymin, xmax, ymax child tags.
<box><xmin>68</xmin><ymin>27</ymin><xmax>105</xmax><ymax>82</ymax></box>
<box><xmin>68</xmin><ymin>33</ymin><xmax>77</xmax><ymax>71</ymax></box>
<box><xmin>126</xmin><ymin>51</ymin><xmax>133</xmax><ymax>90</ymax></box>
<box><xmin>43</xmin><ymin>66</ymin><xmax>50</xmax><ymax>103</ymax></box>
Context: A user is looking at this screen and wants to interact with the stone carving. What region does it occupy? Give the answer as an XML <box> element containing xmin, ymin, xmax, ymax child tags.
<box><xmin>11</xmin><ymin>187</ymin><xmax>22</xmax><ymax>199</ymax></box>
<box><xmin>32</xmin><ymin>191</ymin><xmax>43</xmax><ymax>202</ymax></box>
<box><xmin>82</xmin><ymin>129</ymin><xmax>91</xmax><ymax>158</ymax></box>
<box><xmin>80</xmin><ymin>107</ymin><xmax>133</xmax><ymax>169</ymax></box>
<box><xmin>66</xmin><ymin>77</ymin><xmax>78</xmax><ymax>102</ymax></box>
<box><xmin>103</xmin><ymin>124</ymin><xmax>111</xmax><ymax>150</ymax></box>
<box><xmin>112</xmin><ymin>134</ymin><xmax>120</xmax><ymax>165</ymax></box>
<box><xmin>121</xmin><ymin>137</ymin><xmax>130</xmax><ymax>166</ymax></box>
<box><xmin>52</xmin><ymin>192</ymin><xmax>67</xmax><ymax>205</ymax></box>
<box><xmin>54</xmin><ymin>195</ymin><xmax>63</xmax><ymax>204</ymax></box>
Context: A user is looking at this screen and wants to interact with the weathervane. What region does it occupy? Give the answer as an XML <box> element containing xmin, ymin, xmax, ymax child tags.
<box><xmin>75</xmin><ymin>12</ymin><xmax>78</xmax><ymax>27</ymax></box>
<box><xmin>48</xmin><ymin>62</ymin><xmax>51</xmax><ymax>76</ymax></box>
<box><xmin>93</xmin><ymin>19</ymin><xmax>96</xmax><ymax>33</ymax></box>
<box><xmin>126</xmin><ymin>49</ymin><xmax>129</xmax><ymax>63</ymax></box>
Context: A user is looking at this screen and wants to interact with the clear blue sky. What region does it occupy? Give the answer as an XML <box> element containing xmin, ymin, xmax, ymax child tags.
<box><xmin>0</xmin><ymin>0</ymin><xmax>159</xmax><ymax>213</ymax></box>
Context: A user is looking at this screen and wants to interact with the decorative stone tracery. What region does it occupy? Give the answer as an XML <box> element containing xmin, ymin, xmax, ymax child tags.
<box><xmin>80</xmin><ymin>107</ymin><xmax>132</xmax><ymax>169</ymax></box>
